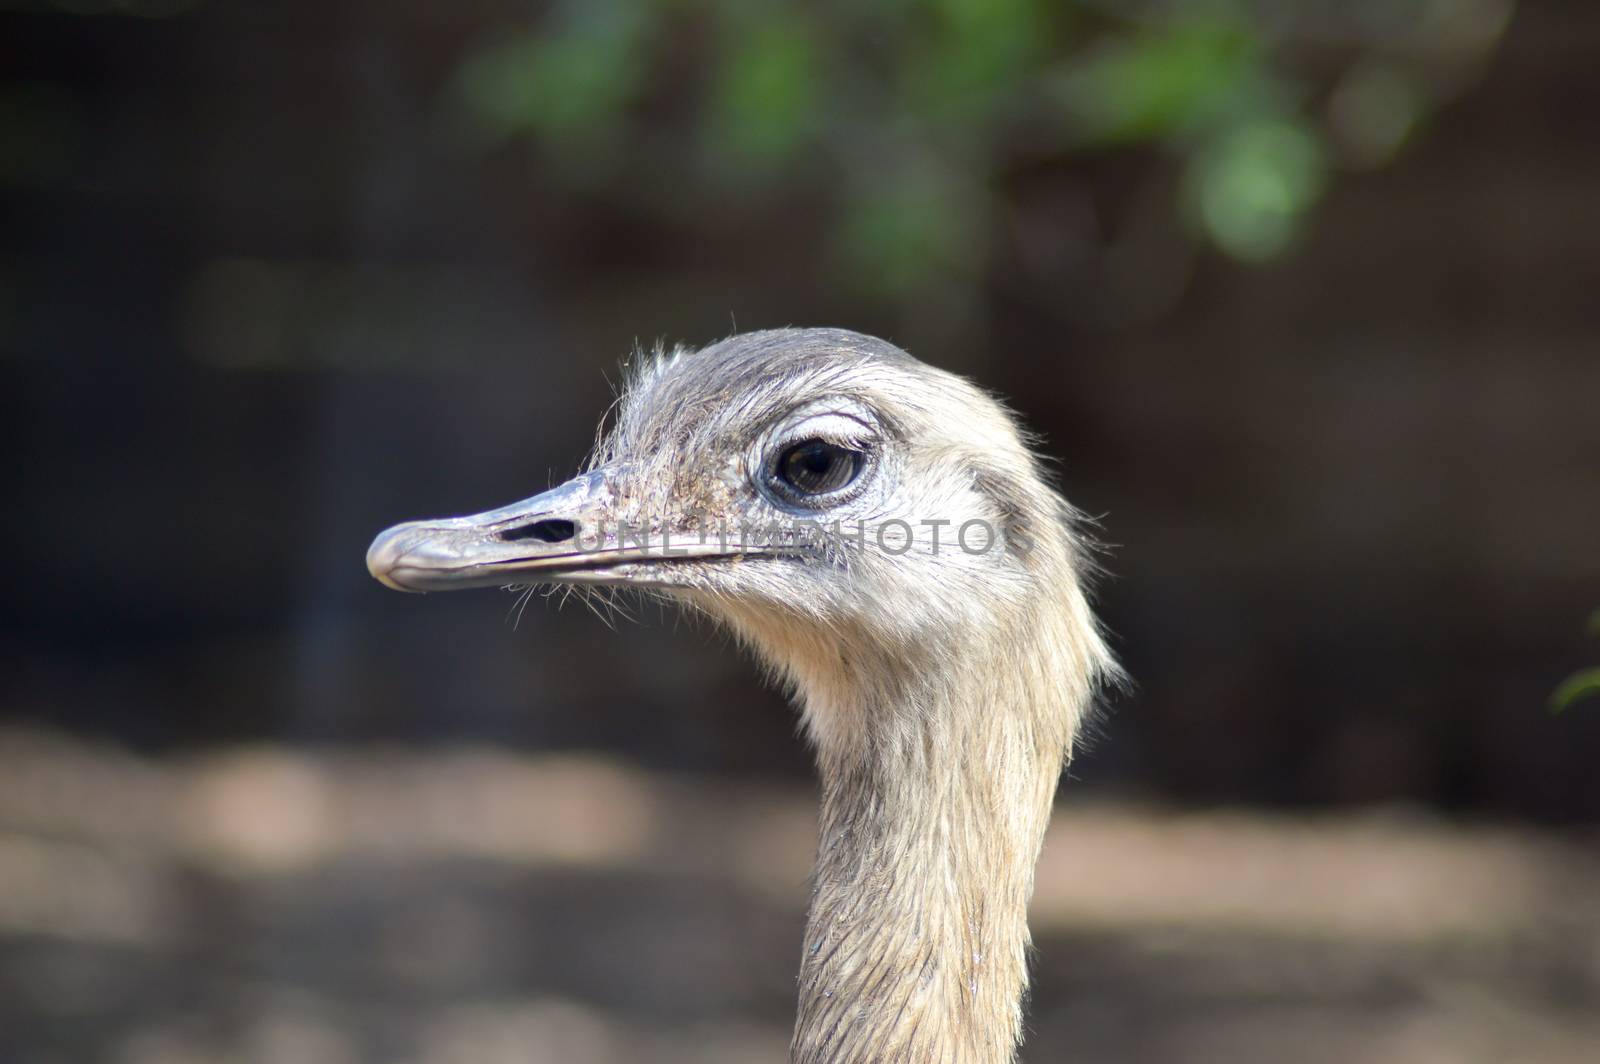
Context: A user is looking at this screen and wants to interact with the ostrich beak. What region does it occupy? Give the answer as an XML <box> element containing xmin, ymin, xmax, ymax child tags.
<box><xmin>366</xmin><ymin>468</ymin><xmax>751</xmax><ymax>593</ymax></box>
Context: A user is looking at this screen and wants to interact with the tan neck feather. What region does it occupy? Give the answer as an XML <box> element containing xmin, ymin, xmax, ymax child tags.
<box><xmin>793</xmin><ymin>699</ymin><xmax>1061</xmax><ymax>1062</ymax></box>
<box><xmin>706</xmin><ymin>543</ymin><xmax>1101</xmax><ymax>1063</ymax></box>
<box><xmin>725</xmin><ymin>598</ymin><xmax>1091</xmax><ymax>1064</ymax></box>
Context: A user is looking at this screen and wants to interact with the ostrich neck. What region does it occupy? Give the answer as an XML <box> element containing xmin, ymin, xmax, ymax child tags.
<box><xmin>791</xmin><ymin>662</ymin><xmax>1069</xmax><ymax>1064</ymax></box>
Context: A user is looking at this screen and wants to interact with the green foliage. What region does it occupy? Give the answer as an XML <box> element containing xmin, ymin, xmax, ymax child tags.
<box><xmin>836</xmin><ymin>164</ymin><xmax>986</xmax><ymax>297</ymax></box>
<box><xmin>1551</xmin><ymin>611</ymin><xmax>1600</xmax><ymax>714</ymax></box>
<box><xmin>455</xmin><ymin>0</ymin><xmax>649</xmax><ymax>170</ymax></box>
<box><xmin>1551</xmin><ymin>669</ymin><xmax>1600</xmax><ymax>715</ymax></box>
<box><xmin>901</xmin><ymin>0</ymin><xmax>1051</xmax><ymax>119</ymax></box>
<box><xmin>450</xmin><ymin>0</ymin><xmax>1511</xmax><ymax>302</ymax></box>
<box><xmin>706</xmin><ymin>11</ymin><xmax>823</xmax><ymax>168</ymax></box>
<box><xmin>1187</xmin><ymin>117</ymin><xmax>1327</xmax><ymax>261</ymax></box>
<box><xmin>1055</xmin><ymin>22</ymin><xmax>1266</xmax><ymax>145</ymax></box>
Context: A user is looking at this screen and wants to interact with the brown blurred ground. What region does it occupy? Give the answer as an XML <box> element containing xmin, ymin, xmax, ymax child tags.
<box><xmin>2</xmin><ymin>727</ymin><xmax>1599</xmax><ymax>1064</ymax></box>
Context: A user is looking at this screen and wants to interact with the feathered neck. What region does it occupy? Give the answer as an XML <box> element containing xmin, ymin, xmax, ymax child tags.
<box><xmin>716</xmin><ymin>557</ymin><xmax>1103</xmax><ymax>1063</ymax></box>
<box><xmin>797</xmin><ymin>634</ymin><xmax>1078</xmax><ymax>1062</ymax></box>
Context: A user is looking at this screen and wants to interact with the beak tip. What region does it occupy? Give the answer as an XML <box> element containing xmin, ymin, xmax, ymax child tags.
<box><xmin>371</xmin><ymin>568</ymin><xmax>417</xmax><ymax>593</ymax></box>
<box><xmin>367</xmin><ymin>525</ymin><xmax>422</xmax><ymax>593</ymax></box>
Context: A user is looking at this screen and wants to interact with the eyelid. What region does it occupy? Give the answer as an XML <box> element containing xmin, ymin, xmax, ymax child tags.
<box><xmin>779</xmin><ymin>429</ymin><xmax>872</xmax><ymax>453</ymax></box>
<box><xmin>773</xmin><ymin>412</ymin><xmax>876</xmax><ymax>451</ymax></box>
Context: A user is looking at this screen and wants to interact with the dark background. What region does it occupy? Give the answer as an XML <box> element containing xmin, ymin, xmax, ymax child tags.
<box><xmin>3</xmin><ymin>2</ymin><xmax>1598</xmax><ymax>1062</ymax></box>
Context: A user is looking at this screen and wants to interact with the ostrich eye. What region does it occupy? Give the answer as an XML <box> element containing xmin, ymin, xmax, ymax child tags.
<box><xmin>776</xmin><ymin>439</ymin><xmax>863</xmax><ymax>497</ymax></box>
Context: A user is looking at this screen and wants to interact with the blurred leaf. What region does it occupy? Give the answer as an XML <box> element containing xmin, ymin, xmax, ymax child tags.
<box><xmin>1055</xmin><ymin>23</ymin><xmax>1267</xmax><ymax>145</ymax></box>
<box><xmin>454</xmin><ymin>3</ymin><xmax>650</xmax><ymax>162</ymax></box>
<box><xmin>902</xmin><ymin>0</ymin><xmax>1052</xmax><ymax>120</ymax></box>
<box><xmin>1587</xmin><ymin>609</ymin><xmax>1600</xmax><ymax>639</ymax></box>
<box><xmin>707</xmin><ymin>12</ymin><xmax>823</xmax><ymax>169</ymax></box>
<box><xmin>446</xmin><ymin>0</ymin><xmax>1514</xmax><ymax>307</ymax></box>
<box><xmin>1328</xmin><ymin>62</ymin><xmax>1424</xmax><ymax>169</ymax></box>
<box><xmin>837</xmin><ymin>167</ymin><xmax>983</xmax><ymax>296</ymax></box>
<box><xmin>1187</xmin><ymin>116</ymin><xmax>1327</xmax><ymax>261</ymax></box>
<box><xmin>1550</xmin><ymin>668</ymin><xmax>1600</xmax><ymax>715</ymax></box>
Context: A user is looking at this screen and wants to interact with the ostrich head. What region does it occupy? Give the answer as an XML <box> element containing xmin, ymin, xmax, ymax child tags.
<box><xmin>369</xmin><ymin>327</ymin><xmax>1111</xmax><ymax>758</ymax></box>
<box><xmin>367</xmin><ymin>327</ymin><xmax>1116</xmax><ymax>1061</ymax></box>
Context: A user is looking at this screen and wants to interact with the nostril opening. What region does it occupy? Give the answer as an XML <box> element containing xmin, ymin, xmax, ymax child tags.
<box><xmin>501</xmin><ymin>518</ymin><xmax>578</xmax><ymax>544</ymax></box>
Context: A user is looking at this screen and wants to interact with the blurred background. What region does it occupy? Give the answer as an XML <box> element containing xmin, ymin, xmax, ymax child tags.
<box><xmin>3</xmin><ymin>0</ymin><xmax>1600</xmax><ymax>1061</ymax></box>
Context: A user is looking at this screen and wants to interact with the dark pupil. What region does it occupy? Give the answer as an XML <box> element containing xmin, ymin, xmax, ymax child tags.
<box><xmin>780</xmin><ymin>439</ymin><xmax>859</xmax><ymax>495</ymax></box>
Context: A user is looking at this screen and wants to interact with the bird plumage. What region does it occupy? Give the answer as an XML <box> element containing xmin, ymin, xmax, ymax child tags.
<box><xmin>367</xmin><ymin>327</ymin><xmax>1118</xmax><ymax>1062</ymax></box>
